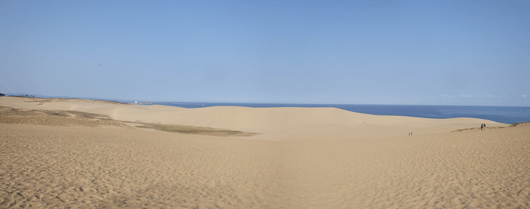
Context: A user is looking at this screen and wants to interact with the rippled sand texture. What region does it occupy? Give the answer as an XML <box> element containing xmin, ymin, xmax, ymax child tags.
<box><xmin>280</xmin><ymin>124</ymin><xmax>530</xmax><ymax>208</ymax></box>
<box><xmin>1</xmin><ymin>124</ymin><xmax>285</xmax><ymax>209</ymax></box>
<box><xmin>1</xmin><ymin>97</ymin><xmax>529</xmax><ymax>208</ymax></box>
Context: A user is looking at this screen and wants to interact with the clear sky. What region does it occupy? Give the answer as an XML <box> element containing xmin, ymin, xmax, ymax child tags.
<box><xmin>1</xmin><ymin>0</ymin><xmax>529</xmax><ymax>106</ymax></box>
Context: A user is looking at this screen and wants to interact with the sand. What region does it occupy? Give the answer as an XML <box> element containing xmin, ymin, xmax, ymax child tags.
<box><xmin>1</xmin><ymin>97</ymin><xmax>529</xmax><ymax>208</ymax></box>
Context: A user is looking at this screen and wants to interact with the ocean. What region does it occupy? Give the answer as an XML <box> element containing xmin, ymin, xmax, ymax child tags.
<box><xmin>152</xmin><ymin>102</ymin><xmax>530</xmax><ymax>124</ymax></box>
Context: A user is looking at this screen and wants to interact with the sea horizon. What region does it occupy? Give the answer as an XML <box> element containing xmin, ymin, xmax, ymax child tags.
<box><xmin>5</xmin><ymin>93</ymin><xmax>530</xmax><ymax>107</ymax></box>
<box><xmin>4</xmin><ymin>94</ymin><xmax>530</xmax><ymax>124</ymax></box>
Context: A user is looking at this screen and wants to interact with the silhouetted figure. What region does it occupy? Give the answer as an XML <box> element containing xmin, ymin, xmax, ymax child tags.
<box><xmin>481</xmin><ymin>123</ymin><xmax>484</xmax><ymax>130</ymax></box>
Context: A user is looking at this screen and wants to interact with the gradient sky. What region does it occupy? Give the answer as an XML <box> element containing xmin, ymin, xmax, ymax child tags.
<box><xmin>1</xmin><ymin>0</ymin><xmax>529</xmax><ymax>106</ymax></box>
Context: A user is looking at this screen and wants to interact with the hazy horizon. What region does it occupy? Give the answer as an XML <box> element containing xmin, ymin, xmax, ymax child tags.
<box><xmin>5</xmin><ymin>93</ymin><xmax>530</xmax><ymax>108</ymax></box>
<box><xmin>1</xmin><ymin>1</ymin><xmax>529</xmax><ymax>106</ymax></box>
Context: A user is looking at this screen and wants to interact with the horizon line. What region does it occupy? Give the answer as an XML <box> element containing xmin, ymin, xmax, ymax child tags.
<box><xmin>3</xmin><ymin>93</ymin><xmax>529</xmax><ymax>108</ymax></box>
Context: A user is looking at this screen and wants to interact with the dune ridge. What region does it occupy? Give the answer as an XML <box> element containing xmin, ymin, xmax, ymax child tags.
<box><xmin>1</xmin><ymin>96</ymin><xmax>529</xmax><ymax>208</ymax></box>
<box><xmin>0</xmin><ymin>97</ymin><xmax>506</xmax><ymax>140</ymax></box>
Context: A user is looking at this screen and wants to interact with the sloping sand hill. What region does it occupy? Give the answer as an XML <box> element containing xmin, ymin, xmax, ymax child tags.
<box><xmin>1</xmin><ymin>97</ymin><xmax>528</xmax><ymax>208</ymax></box>
<box><xmin>0</xmin><ymin>97</ymin><xmax>506</xmax><ymax>140</ymax></box>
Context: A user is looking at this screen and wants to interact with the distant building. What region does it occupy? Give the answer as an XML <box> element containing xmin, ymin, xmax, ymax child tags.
<box><xmin>0</xmin><ymin>93</ymin><xmax>5</xmax><ymax>97</ymax></box>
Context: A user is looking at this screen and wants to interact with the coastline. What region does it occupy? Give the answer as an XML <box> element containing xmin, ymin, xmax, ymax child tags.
<box><xmin>0</xmin><ymin>96</ymin><xmax>509</xmax><ymax>139</ymax></box>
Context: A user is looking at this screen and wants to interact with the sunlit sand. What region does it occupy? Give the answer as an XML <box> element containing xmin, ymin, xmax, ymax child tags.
<box><xmin>1</xmin><ymin>97</ymin><xmax>529</xmax><ymax>208</ymax></box>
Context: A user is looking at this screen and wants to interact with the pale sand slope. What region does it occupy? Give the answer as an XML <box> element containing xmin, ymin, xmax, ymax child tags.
<box><xmin>0</xmin><ymin>97</ymin><xmax>507</xmax><ymax>140</ymax></box>
<box><xmin>1</xmin><ymin>97</ymin><xmax>529</xmax><ymax>208</ymax></box>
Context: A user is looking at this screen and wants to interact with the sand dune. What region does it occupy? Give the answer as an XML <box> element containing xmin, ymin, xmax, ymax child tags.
<box><xmin>1</xmin><ymin>97</ymin><xmax>529</xmax><ymax>208</ymax></box>
<box><xmin>0</xmin><ymin>97</ymin><xmax>506</xmax><ymax>140</ymax></box>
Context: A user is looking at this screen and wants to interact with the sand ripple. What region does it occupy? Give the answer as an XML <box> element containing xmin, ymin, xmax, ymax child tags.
<box><xmin>1</xmin><ymin>118</ymin><xmax>529</xmax><ymax>208</ymax></box>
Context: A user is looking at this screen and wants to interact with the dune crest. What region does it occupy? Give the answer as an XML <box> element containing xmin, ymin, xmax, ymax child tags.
<box><xmin>1</xmin><ymin>96</ymin><xmax>528</xmax><ymax>208</ymax></box>
<box><xmin>0</xmin><ymin>97</ymin><xmax>506</xmax><ymax>140</ymax></box>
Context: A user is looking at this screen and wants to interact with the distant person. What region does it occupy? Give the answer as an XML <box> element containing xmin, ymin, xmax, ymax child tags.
<box><xmin>484</xmin><ymin>123</ymin><xmax>486</xmax><ymax>129</ymax></box>
<box><xmin>481</xmin><ymin>123</ymin><xmax>483</xmax><ymax>130</ymax></box>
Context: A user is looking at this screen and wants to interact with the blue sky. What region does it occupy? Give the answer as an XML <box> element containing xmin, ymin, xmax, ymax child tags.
<box><xmin>1</xmin><ymin>0</ymin><xmax>529</xmax><ymax>106</ymax></box>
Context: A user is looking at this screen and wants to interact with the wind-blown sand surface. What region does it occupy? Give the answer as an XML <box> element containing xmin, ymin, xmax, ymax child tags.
<box><xmin>1</xmin><ymin>97</ymin><xmax>529</xmax><ymax>208</ymax></box>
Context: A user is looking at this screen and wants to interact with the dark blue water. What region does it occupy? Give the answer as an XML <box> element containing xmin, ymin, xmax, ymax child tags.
<box><xmin>151</xmin><ymin>102</ymin><xmax>530</xmax><ymax>124</ymax></box>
